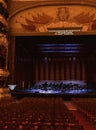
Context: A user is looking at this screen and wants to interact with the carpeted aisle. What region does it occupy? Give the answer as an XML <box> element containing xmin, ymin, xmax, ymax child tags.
<box><xmin>71</xmin><ymin>110</ymin><xmax>95</xmax><ymax>130</ymax></box>
<box><xmin>64</xmin><ymin>101</ymin><xmax>95</xmax><ymax>130</ymax></box>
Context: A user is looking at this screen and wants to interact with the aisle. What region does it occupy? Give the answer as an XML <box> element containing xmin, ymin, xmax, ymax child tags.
<box><xmin>64</xmin><ymin>101</ymin><xmax>77</xmax><ymax>110</ymax></box>
<box><xmin>72</xmin><ymin>111</ymin><xmax>95</xmax><ymax>130</ymax></box>
<box><xmin>64</xmin><ymin>101</ymin><xmax>95</xmax><ymax>130</ymax></box>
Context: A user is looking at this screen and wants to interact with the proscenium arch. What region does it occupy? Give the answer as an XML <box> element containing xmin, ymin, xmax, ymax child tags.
<box><xmin>8</xmin><ymin>0</ymin><xmax>96</xmax><ymax>84</ymax></box>
<box><xmin>9</xmin><ymin>0</ymin><xmax>96</xmax><ymax>21</ymax></box>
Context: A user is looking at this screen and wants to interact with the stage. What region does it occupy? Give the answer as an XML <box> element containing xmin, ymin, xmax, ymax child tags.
<box><xmin>8</xmin><ymin>80</ymin><xmax>96</xmax><ymax>99</ymax></box>
<box><xmin>9</xmin><ymin>86</ymin><xmax>96</xmax><ymax>99</ymax></box>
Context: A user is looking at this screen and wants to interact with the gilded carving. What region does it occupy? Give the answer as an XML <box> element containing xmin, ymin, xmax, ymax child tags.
<box><xmin>9</xmin><ymin>5</ymin><xmax>96</xmax><ymax>34</ymax></box>
<box><xmin>57</xmin><ymin>7</ymin><xmax>70</xmax><ymax>21</ymax></box>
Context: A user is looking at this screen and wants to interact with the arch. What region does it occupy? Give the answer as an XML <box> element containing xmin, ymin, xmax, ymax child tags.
<box><xmin>9</xmin><ymin>1</ymin><xmax>96</xmax><ymax>19</ymax></box>
<box><xmin>9</xmin><ymin>1</ymin><xmax>96</xmax><ymax>35</ymax></box>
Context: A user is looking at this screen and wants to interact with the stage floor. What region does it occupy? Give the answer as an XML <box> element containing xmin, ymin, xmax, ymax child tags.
<box><xmin>10</xmin><ymin>87</ymin><xmax>96</xmax><ymax>98</ymax></box>
<box><xmin>23</xmin><ymin>88</ymin><xmax>93</xmax><ymax>94</ymax></box>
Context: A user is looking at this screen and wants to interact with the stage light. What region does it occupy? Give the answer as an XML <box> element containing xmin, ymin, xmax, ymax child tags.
<box><xmin>73</xmin><ymin>57</ymin><xmax>76</xmax><ymax>61</ymax></box>
<box><xmin>8</xmin><ymin>85</ymin><xmax>16</xmax><ymax>91</ymax></box>
<box><xmin>44</xmin><ymin>57</ymin><xmax>48</xmax><ymax>63</ymax></box>
<box><xmin>39</xmin><ymin>43</ymin><xmax>80</xmax><ymax>53</ymax></box>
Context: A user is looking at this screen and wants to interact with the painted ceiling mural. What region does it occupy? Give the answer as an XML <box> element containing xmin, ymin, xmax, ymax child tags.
<box><xmin>9</xmin><ymin>5</ymin><xmax>96</xmax><ymax>33</ymax></box>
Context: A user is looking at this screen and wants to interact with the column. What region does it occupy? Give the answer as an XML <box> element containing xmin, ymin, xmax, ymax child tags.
<box><xmin>48</xmin><ymin>58</ymin><xmax>51</xmax><ymax>80</ymax></box>
<box><xmin>64</xmin><ymin>58</ymin><xmax>66</xmax><ymax>80</ymax></box>
<box><xmin>82</xmin><ymin>60</ymin><xmax>86</xmax><ymax>81</ymax></box>
<box><xmin>46</xmin><ymin>59</ymin><xmax>48</xmax><ymax>80</ymax></box>
<box><xmin>59</xmin><ymin>59</ymin><xmax>61</xmax><ymax>80</ymax></box>
<box><xmin>40</xmin><ymin>59</ymin><xmax>43</xmax><ymax>80</ymax></box>
<box><xmin>50</xmin><ymin>58</ymin><xmax>54</xmax><ymax>80</ymax></box>
<box><xmin>38</xmin><ymin>59</ymin><xmax>41</xmax><ymax>80</ymax></box>
<box><xmin>77</xmin><ymin>59</ymin><xmax>80</xmax><ymax>80</ymax></box>
<box><xmin>8</xmin><ymin>37</ymin><xmax>15</xmax><ymax>84</ymax></box>
<box><xmin>35</xmin><ymin>59</ymin><xmax>39</xmax><ymax>82</ymax></box>
<box><xmin>61</xmin><ymin>59</ymin><xmax>64</xmax><ymax>80</ymax></box>
<box><xmin>53</xmin><ymin>58</ymin><xmax>56</xmax><ymax>80</ymax></box>
<box><xmin>80</xmin><ymin>60</ymin><xmax>82</xmax><ymax>80</ymax></box>
<box><xmin>71</xmin><ymin>60</ymin><xmax>75</xmax><ymax>80</ymax></box>
<box><xmin>66</xmin><ymin>58</ymin><xmax>70</xmax><ymax>80</ymax></box>
<box><xmin>56</xmin><ymin>59</ymin><xmax>59</xmax><ymax>80</ymax></box>
<box><xmin>69</xmin><ymin>58</ymin><xmax>72</xmax><ymax>80</ymax></box>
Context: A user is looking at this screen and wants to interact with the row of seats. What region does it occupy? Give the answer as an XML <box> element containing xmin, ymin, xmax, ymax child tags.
<box><xmin>72</xmin><ymin>98</ymin><xmax>96</xmax><ymax>128</ymax></box>
<box><xmin>0</xmin><ymin>97</ymin><xmax>83</xmax><ymax>130</ymax></box>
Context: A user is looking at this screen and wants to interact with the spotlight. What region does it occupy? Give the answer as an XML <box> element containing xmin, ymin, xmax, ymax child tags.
<box><xmin>8</xmin><ymin>85</ymin><xmax>16</xmax><ymax>91</ymax></box>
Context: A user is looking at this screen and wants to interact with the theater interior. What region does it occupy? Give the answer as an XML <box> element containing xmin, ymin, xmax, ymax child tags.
<box><xmin>0</xmin><ymin>0</ymin><xmax>96</xmax><ymax>130</ymax></box>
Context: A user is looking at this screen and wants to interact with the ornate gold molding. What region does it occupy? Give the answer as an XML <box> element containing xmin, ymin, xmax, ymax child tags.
<box><xmin>9</xmin><ymin>0</ymin><xmax>96</xmax><ymax>18</ymax></box>
<box><xmin>0</xmin><ymin>34</ymin><xmax>8</xmax><ymax>48</ymax></box>
<box><xmin>9</xmin><ymin>1</ymin><xmax>96</xmax><ymax>35</ymax></box>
